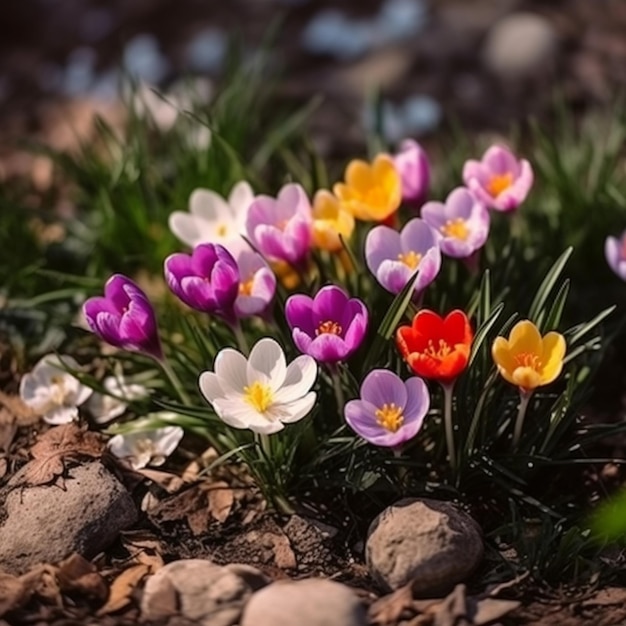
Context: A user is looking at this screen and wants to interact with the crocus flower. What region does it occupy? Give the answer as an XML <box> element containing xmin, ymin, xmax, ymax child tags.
<box><xmin>462</xmin><ymin>145</ymin><xmax>533</xmax><ymax>212</ymax></box>
<box><xmin>83</xmin><ymin>274</ymin><xmax>163</xmax><ymax>360</ymax></box>
<box><xmin>344</xmin><ymin>369</ymin><xmax>429</xmax><ymax>448</ymax></box>
<box><xmin>393</xmin><ymin>139</ymin><xmax>430</xmax><ymax>206</ymax></box>
<box><xmin>226</xmin><ymin>239</ymin><xmax>276</xmax><ymax>318</ymax></box>
<box><xmin>365</xmin><ymin>218</ymin><xmax>441</xmax><ymax>296</ymax></box>
<box><xmin>245</xmin><ymin>183</ymin><xmax>313</xmax><ymax>268</ymax></box>
<box><xmin>199</xmin><ymin>337</ymin><xmax>317</xmax><ymax>435</ymax></box>
<box><xmin>492</xmin><ymin>320</ymin><xmax>566</xmax><ymax>393</ymax></box>
<box><xmin>311</xmin><ymin>190</ymin><xmax>355</xmax><ymax>252</ymax></box>
<box><xmin>108</xmin><ymin>425</ymin><xmax>184</xmax><ymax>470</ymax></box>
<box><xmin>19</xmin><ymin>354</ymin><xmax>93</xmax><ymax>425</ymax></box>
<box><xmin>421</xmin><ymin>187</ymin><xmax>490</xmax><ymax>258</ymax></box>
<box><xmin>334</xmin><ymin>154</ymin><xmax>402</xmax><ymax>222</ymax></box>
<box><xmin>87</xmin><ymin>375</ymin><xmax>149</xmax><ymax>424</ymax></box>
<box><xmin>285</xmin><ymin>285</ymin><xmax>368</xmax><ymax>363</ymax></box>
<box><xmin>164</xmin><ymin>243</ymin><xmax>239</xmax><ymax>321</ymax></box>
<box><xmin>396</xmin><ymin>309</ymin><xmax>473</xmax><ymax>383</ymax></box>
<box><xmin>605</xmin><ymin>232</ymin><xmax>626</xmax><ymax>281</ymax></box>
<box><xmin>168</xmin><ymin>181</ymin><xmax>254</xmax><ymax>248</ymax></box>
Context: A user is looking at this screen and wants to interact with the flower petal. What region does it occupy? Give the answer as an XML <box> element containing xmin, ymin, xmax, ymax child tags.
<box><xmin>273</xmin><ymin>355</ymin><xmax>317</xmax><ymax>404</ymax></box>
<box><xmin>214</xmin><ymin>348</ymin><xmax>248</xmax><ymax>394</ymax></box>
<box><xmin>247</xmin><ymin>337</ymin><xmax>287</xmax><ymax>390</ymax></box>
<box><xmin>360</xmin><ymin>369</ymin><xmax>407</xmax><ymax>408</ymax></box>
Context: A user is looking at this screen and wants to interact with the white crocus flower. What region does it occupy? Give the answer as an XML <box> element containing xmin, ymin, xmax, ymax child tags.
<box><xmin>108</xmin><ymin>425</ymin><xmax>184</xmax><ymax>470</ymax></box>
<box><xmin>199</xmin><ymin>337</ymin><xmax>317</xmax><ymax>435</ymax></box>
<box><xmin>19</xmin><ymin>354</ymin><xmax>92</xmax><ymax>425</ymax></box>
<box><xmin>168</xmin><ymin>181</ymin><xmax>255</xmax><ymax>249</ymax></box>
<box><xmin>87</xmin><ymin>376</ymin><xmax>149</xmax><ymax>425</ymax></box>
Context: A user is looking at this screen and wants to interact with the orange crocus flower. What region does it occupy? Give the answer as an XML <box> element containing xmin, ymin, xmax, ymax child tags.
<box><xmin>396</xmin><ymin>309</ymin><xmax>474</xmax><ymax>383</ymax></box>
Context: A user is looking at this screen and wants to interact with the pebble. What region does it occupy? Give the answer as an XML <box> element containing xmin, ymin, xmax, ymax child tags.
<box><xmin>240</xmin><ymin>579</ymin><xmax>367</xmax><ymax>626</ymax></box>
<box><xmin>482</xmin><ymin>12</ymin><xmax>558</xmax><ymax>79</ymax></box>
<box><xmin>366</xmin><ymin>497</ymin><xmax>483</xmax><ymax>595</ymax></box>
<box><xmin>0</xmin><ymin>462</ymin><xmax>137</xmax><ymax>575</ymax></box>
<box><xmin>141</xmin><ymin>559</ymin><xmax>267</xmax><ymax>626</ymax></box>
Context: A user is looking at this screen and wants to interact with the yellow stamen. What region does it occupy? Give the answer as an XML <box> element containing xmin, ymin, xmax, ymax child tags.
<box><xmin>425</xmin><ymin>339</ymin><xmax>451</xmax><ymax>360</ymax></box>
<box><xmin>243</xmin><ymin>381</ymin><xmax>273</xmax><ymax>413</ymax></box>
<box><xmin>216</xmin><ymin>223</ymin><xmax>228</xmax><ymax>237</ymax></box>
<box><xmin>440</xmin><ymin>218</ymin><xmax>469</xmax><ymax>241</ymax></box>
<box><xmin>316</xmin><ymin>320</ymin><xmax>342</xmax><ymax>336</ymax></box>
<box><xmin>486</xmin><ymin>172</ymin><xmax>513</xmax><ymax>197</ymax></box>
<box><xmin>514</xmin><ymin>352</ymin><xmax>542</xmax><ymax>371</ymax></box>
<box><xmin>375</xmin><ymin>403</ymin><xmax>404</xmax><ymax>432</ymax></box>
<box><xmin>239</xmin><ymin>278</ymin><xmax>254</xmax><ymax>296</ymax></box>
<box><xmin>397</xmin><ymin>250</ymin><xmax>422</xmax><ymax>270</ymax></box>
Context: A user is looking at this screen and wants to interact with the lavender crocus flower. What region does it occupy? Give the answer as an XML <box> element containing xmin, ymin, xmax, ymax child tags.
<box><xmin>83</xmin><ymin>274</ymin><xmax>162</xmax><ymax>360</ymax></box>
<box><xmin>344</xmin><ymin>369</ymin><xmax>429</xmax><ymax>448</ymax></box>
<box><xmin>365</xmin><ymin>218</ymin><xmax>441</xmax><ymax>297</ymax></box>
<box><xmin>285</xmin><ymin>285</ymin><xmax>368</xmax><ymax>363</ymax></box>
<box><xmin>164</xmin><ymin>243</ymin><xmax>239</xmax><ymax>321</ymax></box>
<box><xmin>245</xmin><ymin>183</ymin><xmax>313</xmax><ymax>269</ymax></box>
<box><xmin>393</xmin><ymin>139</ymin><xmax>430</xmax><ymax>206</ymax></box>
<box><xmin>605</xmin><ymin>232</ymin><xmax>626</xmax><ymax>281</ymax></box>
<box><xmin>462</xmin><ymin>145</ymin><xmax>533</xmax><ymax>212</ymax></box>
<box><xmin>421</xmin><ymin>187</ymin><xmax>490</xmax><ymax>258</ymax></box>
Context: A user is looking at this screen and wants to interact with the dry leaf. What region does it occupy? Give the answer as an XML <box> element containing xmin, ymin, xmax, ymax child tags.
<box><xmin>120</xmin><ymin>530</ymin><xmax>164</xmax><ymax>571</ymax></box>
<box><xmin>96</xmin><ymin>564</ymin><xmax>150</xmax><ymax>616</ymax></box>
<box><xmin>25</xmin><ymin>422</ymin><xmax>105</xmax><ymax>486</ymax></box>
<box><xmin>265</xmin><ymin>531</ymin><xmax>297</xmax><ymax>569</ymax></box>
<box><xmin>0</xmin><ymin>391</ymin><xmax>40</xmax><ymax>427</ymax></box>
<box><xmin>581</xmin><ymin>587</ymin><xmax>626</xmax><ymax>607</ymax></box>
<box><xmin>0</xmin><ymin>572</ymin><xmax>33</xmax><ymax>616</ymax></box>
<box><xmin>56</xmin><ymin>553</ymin><xmax>108</xmax><ymax>603</ymax></box>
<box><xmin>138</xmin><ymin>468</ymin><xmax>185</xmax><ymax>494</ymax></box>
<box><xmin>206</xmin><ymin>481</ymin><xmax>234</xmax><ymax>523</ymax></box>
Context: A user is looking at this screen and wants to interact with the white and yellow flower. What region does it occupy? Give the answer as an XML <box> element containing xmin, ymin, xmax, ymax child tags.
<box><xmin>87</xmin><ymin>375</ymin><xmax>149</xmax><ymax>425</ymax></box>
<box><xmin>108</xmin><ymin>423</ymin><xmax>184</xmax><ymax>470</ymax></box>
<box><xmin>199</xmin><ymin>338</ymin><xmax>317</xmax><ymax>435</ymax></box>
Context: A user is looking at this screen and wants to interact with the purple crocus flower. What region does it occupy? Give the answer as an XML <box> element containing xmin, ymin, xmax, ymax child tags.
<box><xmin>285</xmin><ymin>285</ymin><xmax>368</xmax><ymax>363</ymax></box>
<box><xmin>83</xmin><ymin>274</ymin><xmax>162</xmax><ymax>360</ymax></box>
<box><xmin>605</xmin><ymin>232</ymin><xmax>626</xmax><ymax>281</ymax></box>
<box><xmin>365</xmin><ymin>218</ymin><xmax>441</xmax><ymax>297</ymax></box>
<box><xmin>421</xmin><ymin>187</ymin><xmax>490</xmax><ymax>258</ymax></box>
<box><xmin>393</xmin><ymin>139</ymin><xmax>430</xmax><ymax>207</ymax></box>
<box><xmin>462</xmin><ymin>145</ymin><xmax>533</xmax><ymax>212</ymax></box>
<box><xmin>245</xmin><ymin>183</ymin><xmax>313</xmax><ymax>269</ymax></box>
<box><xmin>344</xmin><ymin>369</ymin><xmax>429</xmax><ymax>448</ymax></box>
<box><xmin>164</xmin><ymin>243</ymin><xmax>239</xmax><ymax>321</ymax></box>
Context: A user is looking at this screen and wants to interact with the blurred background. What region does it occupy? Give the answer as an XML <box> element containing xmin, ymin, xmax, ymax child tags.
<box><xmin>1</xmin><ymin>0</ymin><xmax>625</xmax><ymax>175</ymax></box>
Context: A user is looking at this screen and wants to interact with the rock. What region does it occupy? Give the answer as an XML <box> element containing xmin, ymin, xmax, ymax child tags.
<box><xmin>482</xmin><ymin>12</ymin><xmax>558</xmax><ymax>79</ymax></box>
<box><xmin>0</xmin><ymin>461</ymin><xmax>137</xmax><ymax>575</ymax></box>
<box><xmin>240</xmin><ymin>579</ymin><xmax>367</xmax><ymax>626</ymax></box>
<box><xmin>366</xmin><ymin>498</ymin><xmax>483</xmax><ymax>595</ymax></box>
<box><xmin>141</xmin><ymin>559</ymin><xmax>261</xmax><ymax>626</ymax></box>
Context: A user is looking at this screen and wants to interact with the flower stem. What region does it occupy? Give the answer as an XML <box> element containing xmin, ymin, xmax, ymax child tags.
<box><xmin>513</xmin><ymin>390</ymin><xmax>532</xmax><ymax>449</ymax></box>
<box><xmin>441</xmin><ymin>382</ymin><xmax>456</xmax><ymax>475</ymax></box>
<box><xmin>158</xmin><ymin>357</ymin><xmax>191</xmax><ymax>406</ymax></box>
<box><xmin>329</xmin><ymin>364</ymin><xmax>345</xmax><ymax>414</ymax></box>
<box><xmin>231</xmin><ymin>321</ymin><xmax>249</xmax><ymax>355</ymax></box>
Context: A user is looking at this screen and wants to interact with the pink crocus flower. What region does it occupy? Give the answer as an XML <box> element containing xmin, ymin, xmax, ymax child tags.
<box><xmin>605</xmin><ymin>231</ymin><xmax>626</xmax><ymax>281</ymax></box>
<box><xmin>245</xmin><ymin>183</ymin><xmax>313</xmax><ymax>269</ymax></box>
<box><xmin>421</xmin><ymin>187</ymin><xmax>490</xmax><ymax>258</ymax></box>
<box><xmin>462</xmin><ymin>145</ymin><xmax>533</xmax><ymax>212</ymax></box>
<box><xmin>365</xmin><ymin>218</ymin><xmax>441</xmax><ymax>297</ymax></box>
<box><xmin>393</xmin><ymin>139</ymin><xmax>430</xmax><ymax>207</ymax></box>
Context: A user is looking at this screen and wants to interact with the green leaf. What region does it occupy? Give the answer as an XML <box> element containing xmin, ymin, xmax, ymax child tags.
<box><xmin>542</xmin><ymin>279</ymin><xmax>570</xmax><ymax>331</ymax></box>
<box><xmin>468</xmin><ymin>302</ymin><xmax>505</xmax><ymax>367</ymax></box>
<box><xmin>528</xmin><ymin>247</ymin><xmax>573</xmax><ymax>322</ymax></box>
<box><xmin>566</xmin><ymin>305</ymin><xmax>615</xmax><ymax>346</ymax></box>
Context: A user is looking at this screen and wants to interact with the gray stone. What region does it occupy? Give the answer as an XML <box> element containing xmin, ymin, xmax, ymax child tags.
<box><xmin>240</xmin><ymin>579</ymin><xmax>367</xmax><ymax>626</ymax></box>
<box><xmin>0</xmin><ymin>461</ymin><xmax>137</xmax><ymax>575</ymax></box>
<box><xmin>141</xmin><ymin>559</ymin><xmax>257</xmax><ymax>626</ymax></box>
<box><xmin>366</xmin><ymin>498</ymin><xmax>483</xmax><ymax>595</ymax></box>
<box><xmin>482</xmin><ymin>12</ymin><xmax>558</xmax><ymax>79</ymax></box>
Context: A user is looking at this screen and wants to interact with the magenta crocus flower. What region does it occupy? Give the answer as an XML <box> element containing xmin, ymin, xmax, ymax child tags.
<box><xmin>365</xmin><ymin>218</ymin><xmax>441</xmax><ymax>297</ymax></box>
<box><xmin>245</xmin><ymin>183</ymin><xmax>313</xmax><ymax>269</ymax></box>
<box><xmin>226</xmin><ymin>240</ymin><xmax>277</xmax><ymax>318</ymax></box>
<box><xmin>605</xmin><ymin>232</ymin><xmax>626</xmax><ymax>281</ymax></box>
<box><xmin>421</xmin><ymin>187</ymin><xmax>490</xmax><ymax>258</ymax></box>
<box><xmin>83</xmin><ymin>274</ymin><xmax>162</xmax><ymax>360</ymax></box>
<box><xmin>462</xmin><ymin>145</ymin><xmax>533</xmax><ymax>212</ymax></box>
<box><xmin>164</xmin><ymin>243</ymin><xmax>239</xmax><ymax>321</ymax></box>
<box><xmin>285</xmin><ymin>285</ymin><xmax>368</xmax><ymax>363</ymax></box>
<box><xmin>393</xmin><ymin>139</ymin><xmax>430</xmax><ymax>207</ymax></box>
<box><xmin>344</xmin><ymin>369</ymin><xmax>429</xmax><ymax>448</ymax></box>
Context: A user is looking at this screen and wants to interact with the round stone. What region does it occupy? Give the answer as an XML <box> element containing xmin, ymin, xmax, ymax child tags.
<box><xmin>240</xmin><ymin>579</ymin><xmax>367</xmax><ymax>626</ymax></box>
<box><xmin>366</xmin><ymin>497</ymin><xmax>483</xmax><ymax>595</ymax></box>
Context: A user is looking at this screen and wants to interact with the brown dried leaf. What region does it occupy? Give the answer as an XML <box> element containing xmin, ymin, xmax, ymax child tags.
<box><xmin>96</xmin><ymin>564</ymin><xmax>150</xmax><ymax>616</ymax></box>
<box><xmin>0</xmin><ymin>572</ymin><xmax>33</xmax><ymax>616</ymax></box>
<box><xmin>56</xmin><ymin>553</ymin><xmax>108</xmax><ymax>603</ymax></box>
<box><xmin>581</xmin><ymin>587</ymin><xmax>626</xmax><ymax>607</ymax></box>
<box><xmin>25</xmin><ymin>423</ymin><xmax>105</xmax><ymax>486</ymax></box>
<box><xmin>266</xmin><ymin>531</ymin><xmax>297</xmax><ymax>570</ymax></box>
<box><xmin>138</xmin><ymin>468</ymin><xmax>185</xmax><ymax>494</ymax></box>
<box><xmin>206</xmin><ymin>481</ymin><xmax>234</xmax><ymax>523</ymax></box>
<box><xmin>120</xmin><ymin>531</ymin><xmax>164</xmax><ymax>571</ymax></box>
<box><xmin>0</xmin><ymin>391</ymin><xmax>40</xmax><ymax>427</ymax></box>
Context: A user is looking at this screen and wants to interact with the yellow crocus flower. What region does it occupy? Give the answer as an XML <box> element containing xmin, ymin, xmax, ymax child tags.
<box><xmin>491</xmin><ymin>320</ymin><xmax>566</xmax><ymax>392</ymax></box>
<box><xmin>312</xmin><ymin>190</ymin><xmax>355</xmax><ymax>252</ymax></box>
<box><xmin>333</xmin><ymin>154</ymin><xmax>402</xmax><ymax>222</ymax></box>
